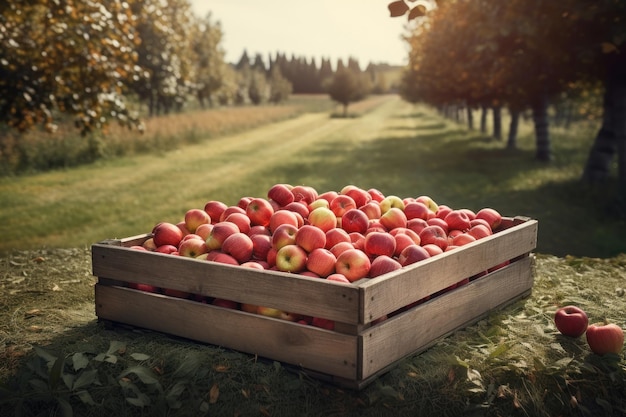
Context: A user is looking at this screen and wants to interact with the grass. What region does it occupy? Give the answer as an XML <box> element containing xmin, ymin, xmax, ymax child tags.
<box><xmin>1</xmin><ymin>94</ymin><xmax>626</xmax><ymax>416</ymax></box>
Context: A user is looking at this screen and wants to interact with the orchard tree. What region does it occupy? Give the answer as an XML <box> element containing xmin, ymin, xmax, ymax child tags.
<box><xmin>326</xmin><ymin>67</ymin><xmax>372</xmax><ymax>117</ymax></box>
<box><xmin>193</xmin><ymin>13</ymin><xmax>228</xmax><ymax>108</ymax></box>
<box><xmin>0</xmin><ymin>0</ymin><xmax>143</xmax><ymax>135</ymax></box>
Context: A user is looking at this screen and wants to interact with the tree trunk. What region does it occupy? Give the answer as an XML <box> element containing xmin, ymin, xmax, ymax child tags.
<box><xmin>507</xmin><ymin>109</ymin><xmax>520</xmax><ymax>150</ymax></box>
<box><xmin>532</xmin><ymin>93</ymin><xmax>552</xmax><ymax>161</ymax></box>
<box><xmin>582</xmin><ymin>48</ymin><xmax>626</xmax><ymax>204</ymax></box>
<box><xmin>467</xmin><ymin>107</ymin><xmax>474</xmax><ymax>130</ymax></box>
<box><xmin>480</xmin><ymin>105</ymin><xmax>487</xmax><ymax>133</ymax></box>
<box><xmin>492</xmin><ymin>106</ymin><xmax>502</xmax><ymax>140</ymax></box>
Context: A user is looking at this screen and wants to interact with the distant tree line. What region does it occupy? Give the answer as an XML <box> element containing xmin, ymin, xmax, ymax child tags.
<box><xmin>0</xmin><ymin>0</ymin><xmax>400</xmax><ymax>137</ymax></box>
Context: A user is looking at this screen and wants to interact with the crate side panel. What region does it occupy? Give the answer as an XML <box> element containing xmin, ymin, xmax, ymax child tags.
<box><xmin>361</xmin><ymin>256</ymin><xmax>534</xmax><ymax>379</ymax></box>
<box><xmin>360</xmin><ymin>219</ymin><xmax>537</xmax><ymax>322</ymax></box>
<box><xmin>95</xmin><ymin>284</ymin><xmax>358</xmax><ymax>380</ymax></box>
<box><xmin>92</xmin><ymin>244</ymin><xmax>360</xmax><ymax>324</ymax></box>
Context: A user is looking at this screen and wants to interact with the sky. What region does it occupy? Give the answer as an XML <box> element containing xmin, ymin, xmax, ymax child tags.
<box><xmin>189</xmin><ymin>0</ymin><xmax>415</xmax><ymax>68</ymax></box>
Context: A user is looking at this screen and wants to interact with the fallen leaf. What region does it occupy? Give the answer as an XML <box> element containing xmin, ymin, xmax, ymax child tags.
<box><xmin>209</xmin><ymin>383</ymin><xmax>219</xmax><ymax>404</ymax></box>
<box><xmin>25</xmin><ymin>309</ymin><xmax>42</xmax><ymax>318</ymax></box>
<box><xmin>32</xmin><ymin>256</ymin><xmax>46</xmax><ymax>263</ymax></box>
<box><xmin>52</xmin><ymin>284</ymin><xmax>61</xmax><ymax>291</ymax></box>
<box><xmin>214</xmin><ymin>364</ymin><xmax>229</xmax><ymax>372</ymax></box>
<box><xmin>28</xmin><ymin>325</ymin><xmax>43</xmax><ymax>332</ymax></box>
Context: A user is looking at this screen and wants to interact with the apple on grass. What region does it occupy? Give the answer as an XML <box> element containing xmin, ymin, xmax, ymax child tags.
<box><xmin>586</xmin><ymin>322</ymin><xmax>624</xmax><ymax>355</ymax></box>
<box><xmin>554</xmin><ymin>305</ymin><xmax>589</xmax><ymax>337</ymax></box>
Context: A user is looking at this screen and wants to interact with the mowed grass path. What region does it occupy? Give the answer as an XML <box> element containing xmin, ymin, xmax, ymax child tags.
<box><xmin>1</xmin><ymin>95</ymin><xmax>624</xmax><ymax>257</ymax></box>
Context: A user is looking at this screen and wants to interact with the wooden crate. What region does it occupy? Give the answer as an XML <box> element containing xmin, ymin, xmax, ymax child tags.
<box><xmin>92</xmin><ymin>216</ymin><xmax>538</xmax><ymax>389</ymax></box>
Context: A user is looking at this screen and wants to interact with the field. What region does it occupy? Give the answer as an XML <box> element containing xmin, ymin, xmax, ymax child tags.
<box><xmin>1</xmin><ymin>95</ymin><xmax>626</xmax><ymax>416</ymax></box>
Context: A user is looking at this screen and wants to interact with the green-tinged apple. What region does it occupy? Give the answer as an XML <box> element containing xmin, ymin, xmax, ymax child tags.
<box><xmin>224</xmin><ymin>212</ymin><xmax>251</xmax><ymax>235</ymax></box>
<box><xmin>269</xmin><ymin>209</ymin><xmax>299</xmax><ymax>233</ymax></box>
<box><xmin>184</xmin><ymin>208</ymin><xmax>211</xmax><ymax>233</ymax></box>
<box><xmin>153</xmin><ymin>222</ymin><xmax>184</xmax><ymax>247</ymax></box>
<box><xmin>194</xmin><ymin>223</ymin><xmax>214</xmax><ymax>241</ymax></box>
<box><xmin>267</xmin><ymin>183</ymin><xmax>294</xmax><ymax>207</ymax></box>
<box><xmin>554</xmin><ymin>305</ymin><xmax>588</xmax><ymax>337</ymax></box>
<box><xmin>586</xmin><ymin>322</ymin><xmax>624</xmax><ymax>355</ymax></box>
<box><xmin>219</xmin><ymin>205</ymin><xmax>246</xmax><ymax>222</ymax></box>
<box><xmin>476</xmin><ymin>207</ymin><xmax>502</xmax><ymax>230</ymax></box>
<box><xmin>398</xmin><ymin>245</ymin><xmax>430</xmax><ymax>266</ymax></box>
<box><xmin>295</xmin><ymin>224</ymin><xmax>327</xmax><ymax>253</ymax></box>
<box><xmin>416</xmin><ymin>195</ymin><xmax>438</xmax><ymax>213</ymax></box>
<box><xmin>308</xmin><ymin>207</ymin><xmax>337</xmax><ymax>233</ymax></box>
<box><xmin>330</xmin><ymin>194</ymin><xmax>357</xmax><ymax>217</ymax></box>
<box><xmin>404</xmin><ymin>201</ymin><xmax>431</xmax><ymax>221</ymax></box>
<box><xmin>341</xmin><ymin>208</ymin><xmax>370</xmax><ymax>234</ymax></box>
<box><xmin>325</xmin><ymin>228</ymin><xmax>351</xmax><ymax>249</ymax></box>
<box><xmin>205</xmin><ymin>221</ymin><xmax>240</xmax><ymax>251</ymax></box>
<box><xmin>369</xmin><ymin>255</ymin><xmax>402</xmax><ymax>277</ymax></box>
<box><xmin>275</xmin><ymin>244</ymin><xmax>308</xmax><ymax>273</ymax></box>
<box><xmin>245</xmin><ymin>198</ymin><xmax>274</xmax><ymax>227</ymax></box>
<box><xmin>142</xmin><ymin>238</ymin><xmax>157</xmax><ymax>251</ymax></box>
<box><xmin>364</xmin><ymin>231</ymin><xmax>396</xmax><ymax>258</ymax></box>
<box><xmin>203</xmin><ymin>200</ymin><xmax>228</xmax><ymax>224</ymax></box>
<box><xmin>272</xmin><ymin>223</ymin><xmax>299</xmax><ymax>250</ymax></box>
<box><xmin>379</xmin><ymin>207</ymin><xmax>407</xmax><ymax>230</ymax></box>
<box><xmin>308</xmin><ymin>198</ymin><xmax>329</xmax><ymax>211</ymax></box>
<box><xmin>335</xmin><ymin>248</ymin><xmax>371</xmax><ymax>282</ymax></box>
<box><xmin>290</xmin><ymin>185</ymin><xmax>318</xmax><ymax>205</ymax></box>
<box><xmin>444</xmin><ymin>210</ymin><xmax>472</xmax><ymax>232</ymax></box>
<box><xmin>380</xmin><ymin>195</ymin><xmax>405</xmax><ymax>213</ymax></box>
<box><xmin>306</xmin><ymin>248</ymin><xmax>336</xmax><ymax>277</ymax></box>
<box><xmin>419</xmin><ymin>225</ymin><xmax>448</xmax><ymax>251</ymax></box>
<box><xmin>221</xmin><ymin>232</ymin><xmax>254</xmax><ymax>263</ymax></box>
<box><xmin>178</xmin><ymin>237</ymin><xmax>208</xmax><ymax>258</ymax></box>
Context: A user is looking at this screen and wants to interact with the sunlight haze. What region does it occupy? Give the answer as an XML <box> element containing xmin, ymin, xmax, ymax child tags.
<box><xmin>189</xmin><ymin>0</ymin><xmax>412</xmax><ymax>68</ymax></box>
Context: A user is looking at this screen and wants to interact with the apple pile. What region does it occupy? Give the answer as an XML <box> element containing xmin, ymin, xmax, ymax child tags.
<box><xmin>128</xmin><ymin>184</ymin><xmax>506</xmax><ymax>328</ymax></box>
<box><xmin>554</xmin><ymin>305</ymin><xmax>624</xmax><ymax>355</ymax></box>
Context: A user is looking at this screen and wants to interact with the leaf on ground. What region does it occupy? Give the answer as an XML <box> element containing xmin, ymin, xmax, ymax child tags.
<box><xmin>209</xmin><ymin>383</ymin><xmax>219</xmax><ymax>404</ymax></box>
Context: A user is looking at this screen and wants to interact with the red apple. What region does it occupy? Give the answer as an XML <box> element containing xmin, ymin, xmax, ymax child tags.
<box><xmin>444</xmin><ymin>210</ymin><xmax>472</xmax><ymax>232</ymax></box>
<box><xmin>398</xmin><ymin>245</ymin><xmax>431</xmax><ymax>266</ymax></box>
<box><xmin>290</xmin><ymin>185</ymin><xmax>318</xmax><ymax>205</ymax></box>
<box><xmin>379</xmin><ymin>207</ymin><xmax>407</xmax><ymax>231</ymax></box>
<box><xmin>435</xmin><ymin>204</ymin><xmax>452</xmax><ymax>220</ymax></box>
<box><xmin>416</xmin><ymin>195</ymin><xmax>438</xmax><ymax>213</ymax></box>
<box><xmin>341</xmin><ymin>208</ymin><xmax>370</xmax><ymax>234</ymax></box>
<box><xmin>451</xmin><ymin>233</ymin><xmax>476</xmax><ymax>247</ymax></box>
<box><xmin>586</xmin><ymin>323</ymin><xmax>624</xmax><ymax>355</ymax></box>
<box><xmin>427</xmin><ymin>217</ymin><xmax>449</xmax><ymax>234</ymax></box>
<box><xmin>152</xmin><ymin>222</ymin><xmax>184</xmax><ymax>248</ymax></box>
<box><xmin>219</xmin><ymin>205</ymin><xmax>246</xmax><ymax>222</ymax></box>
<box><xmin>342</xmin><ymin>185</ymin><xmax>371</xmax><ymax>208</ymax></box>
<box><xmin>237</xmin><ymin>196</ymin><xmax>253</xmax><ymax>210</ymax></box>
<box><xmin>393</xmin><ymin>233</ymin><xmax>418</xmax><ymax>257</ymax></box>
<box><xmin>308</xmin><ymin>207</ymin><xmax>337</xmax><ymax>233</ymax></box>
<box><xmin>349</xmin><ymin>232</ymin><xmax>366</xmax><ymax>251</ymax></box>
<box><xmin>223</xmin><ymin>212</ymin><xmax>251</xmax><ymax>235</ymax></box>
<box><xmin>367</xmin><ymin>188</ymin><xmax>386</xmax><ymax>203</ymax></box>
<box><xmin>468</xmin><ymin>224</ymin><xmax>492</xmax><ymax>240</ymax></box>
<box><xmin>360</xmin><ymin>201</ymin><xmax>382</xmax><ymax>220</ymax></box>
<box><xmin>369</xmin><ymin>255</ymin><xmax>402</xmax><ymax>278</ymax></box>
<box><xmin>335</xmin><ymin>249</ymin><xmax>371</xmax><ymax>282</ymax></box>
<box><xmin>311</xmin><ymin>317</ymin><xmax>335</xmax><ymax>330</ymax></box>
<box><xmin>212</xmin><ymin>298</ymin><xmax>239</xmax><ymax>309</ymax></box>
<box><xmin>269</xmin><ymin>209</ymin><xmax>299</xmax><ymax>233</ymax></box>
<box><xmin>240</xmin><ymin>261</ymin><xmax>266</xmax><ymax>270</ymax></box>
<box><xmin>326</xmin><ymin>273</ymin><xmax>351</xmax><ymax>284</ymax></box>
<box><xmin>245</xmin><ymin>198</ymin><xmax>274</xmax><ymax>227</ymax></box>
<box><xmin>422</xmin><ymin>243</ymin><xmax>444</xmax><ymax>257</ymax></box>
<box><xmin>221</xmin><ymin>232</ymin><xmax>254</xmax><ymax>263</ymax></box>
<box><xmin>128</xmin><ymin>282</ymin><xmax>159</xmax><ymax>293</ymax></box>
<box><xmin>178</xmin><ymin>237</ymin><xmax>208</xmax><ymax>258</ymax></box>
<box><xmin>325</xmin><ymin>228</ymin><xmax>351</xmax><ymax>249</ymax></box>
<box><xmin>554</xmin><ymin>305</ymin><xmax>589</xmax><ymax>338</ymax></box>
<box><xmin>294</xmin><ymin>224</ymin><xmax>325</xmax><ymax>253</ymax></box>
<box><xmin>318</xmin><ymin>190</ymin><xmax>339</xmax><ymax>203</ymax></box>
<box><xmin>404</xmin><ymin>201</ymin><xmax>431</xmax><ymax>221</ymax></box>
<box><xmin>129</xmin><ymin>245</ymin><xmax>148</xmax><ymax>251</ymax></box>
<box><xmin>250</xmin><ymin>233</ymin><xmax>272</xmax><ymax>260</ymax></box>
<box><xmin>330</xmin><ymin>241</ymin><xmax>354</xmax><ymax>258</ymax></box>
<box><xmin>209</xmin><ymin>252</ymin><xmax>240</xmax><ymax>265</ymax></box>
<box><xmin>275</xmin><ymin>244</ymin><xmax>308</xmax><ymax>273</ymax></box>
<box><xmin>203</xmin><ymin>200</ymin><xmax>228</xmax><ymax>224</ymax></box>
<box><xmin>363</xmin><ymin>231</ymin><xmax>396</xmax><ymax>258</ymax></box>
<box><xmin>476</xmin><ymin>207</ymin><xmax>503</xmax><ymax>230</ymax></box>
<box><xmin>205</xmin><ymin>221</ymin><xmax>240</xmax><ymax>251</ymax></box>
<box><xmin>194</xmin><ymin>223</ymin><xmax>214</xmax><ymax>241</ymax></box>
<box><xmin>283</xmin><ymin>201</ymin><xmax>309</xmax><ymax>221</ymax></box>
<box><xmin>306</xmin><ymin>248</ymin><xmax>337</xmax><ymax>277</ymax></box>
<box><xmin>419</xmin><ymin>225</ymin><xmax>448</xmax><ymax>250</ymax></box>
<box><xmin>267</xmin><ymin>183</ymin><xmax>294</xmax><ymax>207</ymax></box>
<box><xmin>406</xmin><ymin>218</ymin><xmax>429</xmax><ymax>235</ymax></box>
<box><xmin>184</xmin><ymin>208</ymin><xmax>211</xmax><ymax>233</ymax></box>
<box><xmin>330</xmin><ymin>194</ymin><xmax>357</xmax><ymax>218</ymax></box>
<box><xmin>155</xmin><ymin>244</ymin><xmax>178</xmax><ymax>254</ymax></box>
<box><xmin>163</xmin><ymin>288</ymin><xmax>191</xmax><ymax>299</ymax></box>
